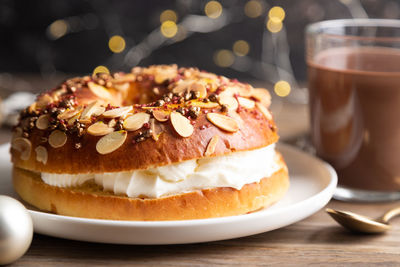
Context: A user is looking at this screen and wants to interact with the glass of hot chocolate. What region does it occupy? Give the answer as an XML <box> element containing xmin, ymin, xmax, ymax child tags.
<box><xmin>306</xmin><ymin>19</ymin><xmax>400</xmax><ymax>202</ymax></box>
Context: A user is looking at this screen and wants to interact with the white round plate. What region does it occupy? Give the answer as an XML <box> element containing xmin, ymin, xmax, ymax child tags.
<box><xmin>0</xmin><ymin>143</ymin><xmax>337</xmax><ymax>245</ymax></box>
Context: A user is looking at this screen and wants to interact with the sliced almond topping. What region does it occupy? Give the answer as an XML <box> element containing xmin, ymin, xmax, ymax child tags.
<box><xmin>96</xmin><ymin>131</ymin><xmax>127</xmax><ymax>155</ymax></box>
<box><xmin>205</xmin><ymin>135</ymin><xmax>220</xmax><ymax>156</ymax></box>
<box><xmin>206</xmin><ymin>113</ymin><xmax>239</xmax><ymax>132</ymax></box>
<box><xmin>189</xmin><ymin>100</ymin><xmax>219</xmax><ymax>109</ymax></box>
<box><xmin>48</xmin><ymin>130</ymin><xmax>67</xmax><ymax>148</ymax></box>
<box><xmin>219</xmin><ymin>95</ymin><xmax>238</xmax><ymax>110</ymax></box>
<box><xmin>198</xmin><ymin>72</ymin><xmax>217</xmax><ymax>80</ymax></box>
<box><xmin>108</xmin><ymin>119</ymin><xmax>117</xmax><ymax>128</ymax></box>
<box><xmin>190</xmin><ymin>82</ymin><xmax>207</xmax><ymax>98</ymax></box>
<box><xmin>80</xmin><ymin>101</ymin><xmax>105</xmax><ymax>123</ymax></box>
<box><xmin>154</xmin><ymin>67</ymin><xmax>177</xmax><ymax>84</ymax></box>
<box><xmin>220</xmin><ymin>85</ymin><xmax>252</xmax><ymax>98</ymax></box>
<box><xmin>149</xmin><ymin>118</ymin><xmax>163</xmax><ymax>141</ymax></box>
<box><xmin>28</xmin><ymin>102</ymin><xmax>37</xmax><ymax>113</ymax></box>
<box><xmin>87</xmin><ymin>122</ymin><xmax>114</xmax><ymax>136</ymax></box>
<box><xmin>123</xmin><ymin>112</ymin><xmax>150</xmax><ymax>131</ymax></box>
<box><xmin>256</xmin><ymin>102</ymin><xmax>272</xmax><ymax>121</ymax></box>
<box><xmin>88</xmin><ymin>82</ymin><xmax>112</xmax><ymax>99</ymax></box>
<box><xmin>12</xmin><ymin>137</ymin><xmax>32</xmax><ymax>160</ymax></box>
<box><xmin>35</xmin><ymin>146</ymin><xmax>48</xmax><ymax>164</ymax></box>
<box><xmin>102</xmin><ymin>106</ymin><xmax>133</xmax><ymax>118</ymax></box>
<box><xmin>172</xmin><ymin>80</ymin><xmax>192</xmax><ymax>94</ymax></box>
<box><xmin>36</xmin><ymin>114</ymin><xmax>50</xmax><ymax>130</ymax></box>
<box><xmin>67</xmin><ymin>113</ymin><xmax>81</xmax><ymax>126</ymax></box>
<box><xmin>152</xmin><ymin>110</ymin><xmax>170</xmax><ymax>122</ymax></box>
<box><xmin>113</xmin><ymin>73</ymin><xmax>135</xmax><ymax>83</ymax></box>
<box><xmin>170</xmin><ymin>112</ymin><xmax>194</xmax><ymax>137</ymax></box>
<box><xmin>58</xmin><ymin>106</ymin><xmax>83</xmax><ymax>120</ymax></box>
<box><xmin>252</xmin><ymin>88</ymin><xmax>271</xmax><ymax>107</ymax></box>
<box><xmin>36</xmin><ymin>94</ymin><xmax>53</xmax><ymax>108</ymax></box>
<box><xmin>237</xmin><ymin>86</ymin><xmax>253</xmax><ymax>97</ymax></box>
<box><xmin>113</xmin><ymin>82</ymin><xmax>130</xmax><ymax>91</ymax></box>
<box><xmin>237</xmin><ymin>97</ymin><xmax>255</xmax><ymax>109</ymax></box>
<box><xmin>154</xmin><ymin>74</ymin><xmax>170</xmax><ymax>84</ymax></box>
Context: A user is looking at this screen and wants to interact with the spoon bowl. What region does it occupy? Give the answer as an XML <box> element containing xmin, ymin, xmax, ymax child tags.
<box><xmin>326</xmin><ymin>208</ymin><xmax>391</xmax><ymax>234</ymax></box>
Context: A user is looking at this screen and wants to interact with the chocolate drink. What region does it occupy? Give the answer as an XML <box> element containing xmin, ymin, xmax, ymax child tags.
<box><xmin>308</xmin><ymin>47</ymin><xmax>400</xmax><ymax>191</ymax></box>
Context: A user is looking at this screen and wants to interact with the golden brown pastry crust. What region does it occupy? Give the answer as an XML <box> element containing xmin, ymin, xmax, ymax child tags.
<box><xmin>13</xmin><ymin>158</ymin><xmax>289</xmax><ymax>221</ymax></box>
<box><xmin>10</xmin><ymin>65</ymin><xmax>287</xmax><ymax>221</ymax></box>
<box><xmin>10</xmin><ymin>65</ymin><xmax>277</xmax><ymax>174</ymax></box>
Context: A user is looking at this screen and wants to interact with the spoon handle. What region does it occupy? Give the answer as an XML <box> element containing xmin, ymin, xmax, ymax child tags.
<box><xmin>381</xmin><ymin>206</ymin><xmax>400</xmax><ymax>223</ymax></box>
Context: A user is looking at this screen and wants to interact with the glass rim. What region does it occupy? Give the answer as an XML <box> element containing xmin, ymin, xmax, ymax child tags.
<box><xmin>307</xmin><ymin>19</ymin><xmax>400</xmax><ymax>33</ymax></box>
<box><xmin>306</xmin><ymin>19</ymin><xmax>400</xmax><ymax>42</ymax></box>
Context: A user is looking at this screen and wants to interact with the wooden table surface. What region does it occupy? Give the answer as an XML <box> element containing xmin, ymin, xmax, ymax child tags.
<box><xmin>2</xmin><ymin>82</ymin><xmax>400</xmax><ymax>266</ymax></box>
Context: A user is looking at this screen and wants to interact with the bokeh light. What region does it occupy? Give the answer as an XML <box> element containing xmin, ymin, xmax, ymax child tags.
<box><xmin>244</xmin><ymin>0</ymin><xmax>263</xmax><ymax>18</ymax></box>
<box><xmin>266</xmin><ymin>18</ymin><xmax>283</xmax><ymax>33</ymax></box>
<box><xmin>48</xmin><ymin>19</ymin><xmax>68</xmax><ymax>40</ymax></box>
<box><xmin>161</xmin><ymin>21</ymin><xmax>178</xmax><ymax>38</ymax></box>
<box><xmin>160</xmin><ymin>9</ymin><xmax>178</xmax><ymax>23</ymax></box>
<box><xmin>205</xmin><ymin>1</ymin><xmax>223</xmax><ymax>19</ymax></box>
<box><xmin>268</xmin><ymin>6</ymin><xmax>285</xmax><ymax>21</ymax></box>
<box><xmin>233</xmin><ymin>40</ymin><xmax>250</xmax><ymax>56</ymax></box>
<box><xmin>213</xmin><ymin>49</ymin><xmax>234</xmax><ymax>67</ymax></box>
<box><xmin>108</xmin><ymin>35</ymin><xmax>126</xmax><ymax>53</ymax></box>
<box><xmin>93</xmin><ymin>65</ymin><xmax>110</xmax><ymax>76</ymax></box>
<box><xmin>274</xmin><ymin>80</ymin><xmax>291</xmax><ymax>97</ymax></box>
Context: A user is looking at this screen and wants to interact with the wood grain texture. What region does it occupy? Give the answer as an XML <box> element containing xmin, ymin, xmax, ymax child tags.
<box><xmin>11</xmin><ymin>201</ymin><xmax>400</xmax><ymax>266</ymax></box>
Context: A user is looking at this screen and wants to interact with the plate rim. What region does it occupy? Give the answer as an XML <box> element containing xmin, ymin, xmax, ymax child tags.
<box><xmin>2</xmin><ymin>142</ymin><xmax>337</xmax><ymax>228</ymax></box>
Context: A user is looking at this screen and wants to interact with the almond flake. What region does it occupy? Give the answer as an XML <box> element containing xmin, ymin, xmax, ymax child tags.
<box><xmin>67</xmin><ymin>113</ymin><xmax>81</xmax><ymax>126</ymax></box>
<box><xmin>219</xmin><ymin>95</ymin><xmax>238</xmax><ymax>110</ymax></box>
<box><xmin>123</xmin><ymin>112</ymin><xmax>150</xmax><ymax>131</ymax></box>
<box><xmin>36</xmin><ymin>94</ymin><xmax>53</xmax><ymax>108</ymax></box>
<box><xmin>154</xmin><ymin>67</ymin><xmax>177</xmax><ymax>84</ymax></box>
<box><xmin>28</xmin><ymin>102</ymin><xmax>37</xmax><ymax>113</ymax></box>
<box><xmin>102</xmin><ymin>106</ymin><xmax>133</xmax><ymax>118</ymax></box>
<box><xmin>108</xmin><ymin>119</ymin><xmax>117</xmax><ymax>128</ymax></box>
<box><xmin>189</xmin><ymin>100</ymin><xmax>219</xmax><ymax>109</ymax></box>
<box><xmin>48</xmin><ymin>130</ymin><xmax>67</xmax><ymax>148</ymax></box>
<box><xmin>206</xmin><ymin>113</ymin><xmax>239</xmax><ymax>132</ymax></box>
<box><xmin>198</xmin><ymin>72</ymin><xmax>217</xmax><ymax>80</ymax></box>
<box><xmin>35</xmin><ymin>146</ymin><xmax>48</xmax><ymax>164</ymax></box>
<box><xmin>256</xmin><ymin>102</ymin><xmax>272</xmax><ymax>120</ymax></box>
<box><xmin>87</xmin><ymin>122</ymin><xmax>114</xmax><ymax>136</ymax></box>
<box><xmin>237</xmin><ymin>97</ymin><xmax>255</xmax><ymax>109</ymax></box>
<box><xmin>172</xmin><ymin>80</ymin><xmax>193</xmax><ymax>94</ymax></box>
<box><xmin>113</xmin><ymin>73</ymin><xmax>135</xmax><ymax>83</ymax></box>
<box><xmin>113</xmin><ymin>82</ymin><xmax>130</xmax><ymax>91</ymax></box>
<box><xmin>58</xmin><ymin>106</ymin><xmax>83</xmax><ymax>120</ymax></box>
<box><xmin>96</xmin><ymin>131</ymin><xmax>127</xmax><ymax>155</ymax></box>
<box><xmin>149</xmin><ymin>118</ymin><xmax>163</xmax><ymax>141</ymax></box>
<box><xmin>170</xmin><ymin>112</ymin><xmax>194</xmax><ymax>137</ymax></box>
<box><xmin>36</xmin><ymin>114</ymin><xmax>50</xmax><ymax>130</ymax></box>
<box><xmin>154</xmin><ymin>74</ymin><xmax>170</xmax><ymax>84</ymax></box>
<box><xmin>80</xmin><ymin>101</ymin><xmax>105</xmax><ymax>123</ymax></box>
<box><xmin>205</xmin><ymin>135</ymin><xmax>220</xmax><ymax>156</ymax></box>
<box><xmin>220</xmin><ymin>86</ymin><xmax>252</xmax><ymax>98</ymax></box>
<box><xmin>252</xmin><ymin>88</ymin><xmax>271</xmax><ymax>107</ymax></box>
<box><xmin>88</xmin><ymin>82</ymin><xmax>112</xmax><ymax>99</ymax></box>
<box><xmin>152</xmin><ymin>110</ymin><xmax>170</xmax><ymax>122</ymax></box>
<box><xmin>12</xmin><ymin>137</ymin><xmax>32</xmax><ymax>160</ymax></box>
<box><xmin>189</xmin><ymin>82</ymin><xmax>207</xmax><ymax>98</ymax></box>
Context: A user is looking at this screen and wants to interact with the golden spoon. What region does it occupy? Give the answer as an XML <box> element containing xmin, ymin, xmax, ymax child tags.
<box><xmin>326</xmin><ymin>207</ymin><xmax>400</xmax><ymax>234</ymax></box>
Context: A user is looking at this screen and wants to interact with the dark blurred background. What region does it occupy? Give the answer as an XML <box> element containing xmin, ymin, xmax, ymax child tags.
<box><xmin>0</xmin><ymin>0</ymin><xmax>398</xmax><ymax>93</ymax></box>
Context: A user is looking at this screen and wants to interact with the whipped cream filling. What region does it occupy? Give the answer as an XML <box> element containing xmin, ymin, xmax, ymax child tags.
<box><xmin>41</xmin><ymin>144</ymin><xmax>280</xmax><ymax>198</ymax></box>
